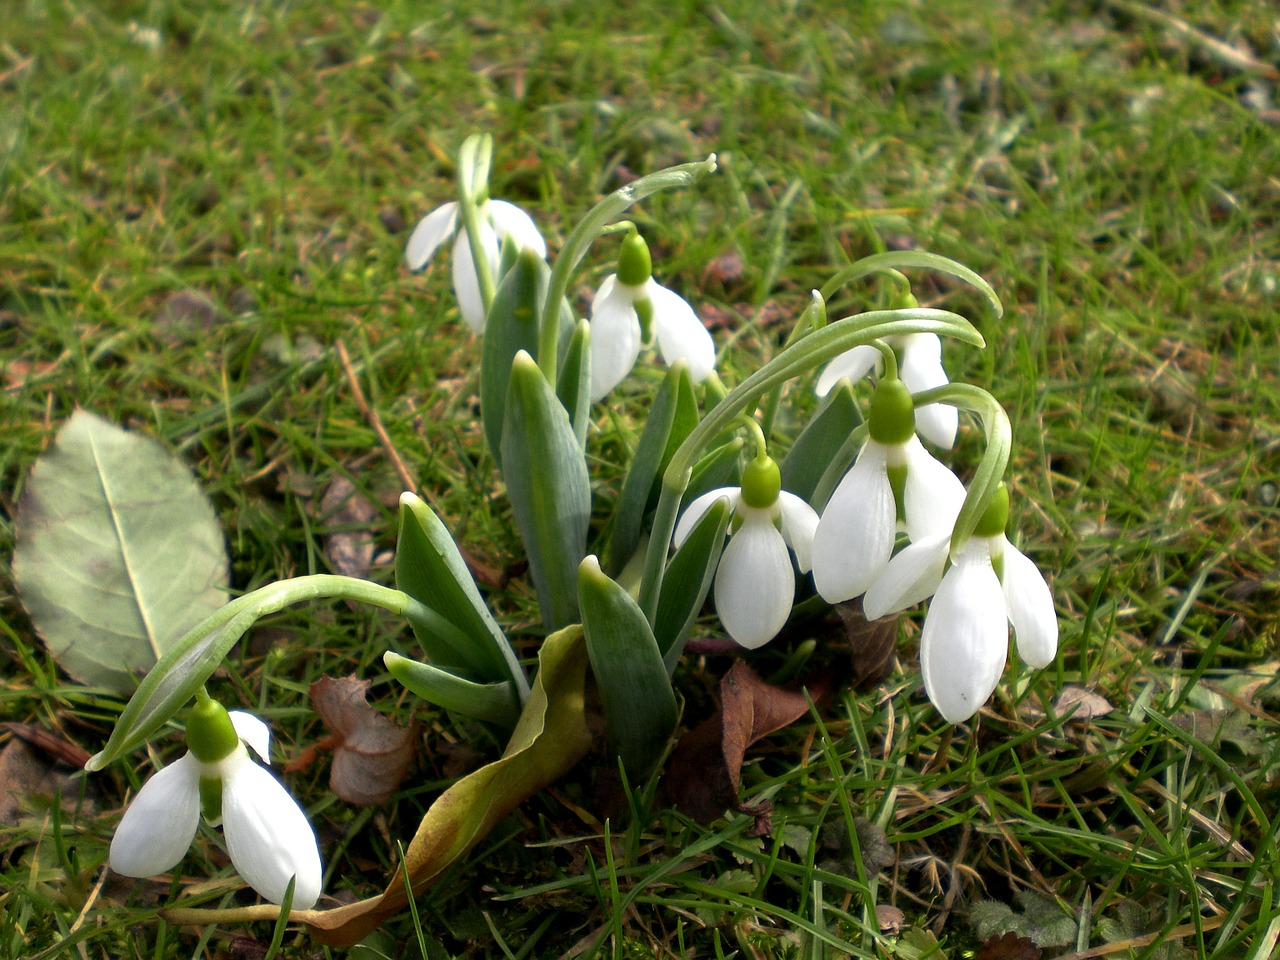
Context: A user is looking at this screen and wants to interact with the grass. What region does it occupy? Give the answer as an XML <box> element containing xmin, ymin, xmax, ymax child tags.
<box><xmin>3</xmin><ymin>0</ymin><xmax>1279</xmax><ymax>957</ymax></box>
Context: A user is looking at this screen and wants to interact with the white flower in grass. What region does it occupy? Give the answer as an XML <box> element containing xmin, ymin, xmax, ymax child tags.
<box><xmin>109</xmin><ymin>699</ymin><xmax>322</xmax><ymax>909</ymax></box>
<box><xmin>863</xmin><ymin>484</ymin><xmax>1059</xmax><ymax>723</ymax></box>
<box><xmin>817</xmin><ymin>329</ymin><xmax>957</xmax><ymax>449</ymax></box>
<box><xmin>590</xmin><ymin>230</ymin><xmax>715</xmax><ymax>401</ymax></box>
<box><xmin>812</xmin><ymin>378</ymin><xmax>965</xmax><ymax>604</ymax></box>
<box><xmin>673</xmin><ymin>454</ymin><xmax>818</xmax><ymax>649</ymax></box>
<box><xmin>404</xmin><ymin>198</ymin><xmax>546</xmax><ymax>333</ymax></box>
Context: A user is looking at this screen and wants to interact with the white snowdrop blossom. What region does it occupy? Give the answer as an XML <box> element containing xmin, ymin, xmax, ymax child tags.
<box><xmin>109</xmin><ymin>702</ymin><xmax>323</xmax><ymax>909</ymax></box>
<box><xmin>863</xmin><ymin>485</ymin><xmax>1059</xmax><ymax>723</ymax></box>
<box><xmin>589</xmin><ymin>230</ymin><xmax>715</xmax><ymax>401</ymax></box>
<box><xmin>812</xmin><ymin>379</ymin><xmax>965</xmax><ymax>605</ymax></box>
<box><xmin>816</xmin><ymin>332</ymin><xmax>957</xmax><ymax>449</ymax></box>
<box><xmin>404</xmin><ymin>199</ymin><xmax>546</xmax><ymax>333</ymax></box>
<box><xmin>673</xmin><ymin>455</ymin><xmax>818</xmax><ymax>649</ymax></box>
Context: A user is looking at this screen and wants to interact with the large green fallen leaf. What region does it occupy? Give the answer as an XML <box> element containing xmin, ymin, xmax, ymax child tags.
<box><xmin>161</xmin><ymin>624</ymin><xmax>593</xmax><ymax>947</ymax></box>
<box><xmin>13</xmin><ymin>410</ymin><xmax>229</xmax><ymax>695</ymax></box>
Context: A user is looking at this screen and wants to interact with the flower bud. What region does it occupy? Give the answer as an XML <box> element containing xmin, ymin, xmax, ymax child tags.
<box><xmin>739</xmin><ymin>453</ymin><xmax>781</xmax><ymax>509</ymax></box>
<box><xmin>616</xmin><ymin>230</ymin><xmax>652</xmax><ymax>287</ymax></box>
<box><xmin>867</xmin><ymin>377</ymin><xmax>916</xmax><ymax>445</ymax></box>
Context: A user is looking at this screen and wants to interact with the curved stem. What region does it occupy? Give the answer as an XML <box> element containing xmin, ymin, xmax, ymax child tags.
<box><xmin>911</xmin><ymin>383</ymin><xmax>1011</xmax><ymax>558</ymax></box>
<box><xmin>537</xmin><ymin>155</ymin><xmax>718</xmax><ymax>383</ymax></box>
<box><xmin>637</xmin><ymin>306</ymin><xmax>984</xmax><ymax>621</ymax></box>
<box><xmin>87</xmin><ymin>575</ymin><xmax>421</xmax><ymax>772</ymax></box>
<box><xmin>819</xmin><ymin>251</ymin><xmax>1004</xmax><ymax>319</ymax></box>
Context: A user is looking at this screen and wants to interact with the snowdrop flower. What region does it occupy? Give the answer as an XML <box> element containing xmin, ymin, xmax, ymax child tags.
<box><xmin>673</xmin><ymin>452</ymin><xmax>818</xmax><ymax>649</ymax></box>
<box><xmin>110</xmin><ymin>697</ymin><xmax>322</xmax><ymax>908</ymax></box>
<box><xmin>812</xmin><ymin>377</ymin><xmax>965</xmax><ymax>604</ymax></box>
<box><xmin>589</xmin><ymin>230</ymin><xmax>715</xmax><ymax>401</ymax></box>
<box><xmin>405</xmin><ymin>198</ymin><xmax>546</xmax><ymax>333</ymax></box>
<box><xmin>864</xmin><ymin>484</ymin><xmax>1059</xmax><ymax>723</ymax></box>
<box><xmin>816</xmin><ymin>322</ymin><xmax>957</xmax><ymax>449</ymax></box>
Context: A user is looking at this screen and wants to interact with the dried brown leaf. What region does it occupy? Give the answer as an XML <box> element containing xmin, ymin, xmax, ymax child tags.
<box><xmin>837</xmin><ymin>603</ymin><xmax>899</xmax><ymax>688</ymax></box>
<box><xmin>666</xmin><ymin>661</ymin><xmax>834</xmax><ymax>824</ymax></box>
<box><xmin>976</xmin><ymin>931</ymin><xmax>1042</xmax><ymax>960</ymax></box>
<box><xmin>319</xmin><ymin>477</ymin><xmax>378</xmax><ymax>580</ymax></box>
<box><xmin>310</xmin><ymin>676</ymin><xmax>414</xmax><ymax>806</ymax></box>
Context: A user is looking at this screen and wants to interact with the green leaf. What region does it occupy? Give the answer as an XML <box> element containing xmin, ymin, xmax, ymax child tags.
<box><xmin>481</xmin><ymin>250</ymin><xmax>547</xmax><ymax>466</ymax></box>
<box><xmin>654</xmin><ymin>496</ymin><xmax>731</xmax><ymax>671</ymax></box>
<box><xmin>780</xmin><ymin>379</ymin><xmax>861</xmax><ymax>505</ymax></box>
<box><xmin>396</xmin><ymin>493</ymin><xmax>527</xmax><ymax>694</ymax></box>
<box><xmin>13</xmin><ymin>410</ymin><xmax>229</xmax><ymax>695</ymax></box>
<box><xmin>607</xmin><ymin>362</ymin><xmax>699</xmax><ymax>577</ymax></box>
<box><xmin>685</xmin><ymin>437</ymin><xmax>744</xmax><ymax>503</ymax></box>
<box><xmin>501</xmin><ymin>351</ymin><xmax>591</xmax><ymax>629</ymax></box>
<box><xmin>384</xmin><ymin>652</ymin><xmax>521</xmax><ymax>728</ymax></box>
<box><xmin>578</xmin><ymin>556</ymin><xmax>678</xmax><ymax>780</ymax></box>
<box><xmin>556</xmin><ymin>318</ymin><xmax>591</xmax><ymax>448</ymax></box>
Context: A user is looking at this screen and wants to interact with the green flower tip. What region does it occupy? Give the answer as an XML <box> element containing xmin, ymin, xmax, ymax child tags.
<box><xmin>617</xmin><ymin>230</ymin><xmax>652</xmax><ymax>287</ymax></box>
<box><xmin>868</xmin><ymin>378</ymin><xmax>916</xmax><ymax>445</ymax></box>
<box><xmin>185</xmin><ymin>698</ymin><xmax>239</xmax><ymax>764</ymax></box>
<box><xmin>973</xmin><ymin>482</ymin><xmax>1010</xmax><ymax>538</ymax></box>
<box><xmin>740</xmin><ymin>454</ymin><xmax>781</xmax><ymax>509</ymax></box>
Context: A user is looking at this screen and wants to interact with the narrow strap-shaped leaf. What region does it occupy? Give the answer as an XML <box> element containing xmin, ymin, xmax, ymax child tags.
<box><xmin>606</xmin><ymin>362</ymin><xmax>698</xmax><ymax>577</ymax></box>
<box><xmin>779</xmin><ymin>379</ymin><xmax>862</xmax><ymax>505</ymax></box>
<box><xmin>501</xmin><ymin>351</ymin><xmax>591</xmax><ymax>629</ymax></box>
<box><xmin>654</xmin><ymin>497</ymin><xmax>731</xmax><ymax>672</ymax></box>
<box><xmin>481</xmin><ymin>251</ymin><xmax>548</xmax><ymax>466</ymax></box>
<box><xmin>578</xmin><ymin>556</ymin><xmax>678</xmax><ymax>780</ymax></box>
<box><xmin>384</xmin><ymin>652</ymin><xmax>521</xmax><ymax>728</ymax></box>
<box><xmin>556</xmin><ymin>318</ymin><xmax>591</xmax><ymax>448</ymax></box>
<box><xmin>395</xmin><ymin>494</ymin><xmax>529</xmax><ymax>696</ymax></box>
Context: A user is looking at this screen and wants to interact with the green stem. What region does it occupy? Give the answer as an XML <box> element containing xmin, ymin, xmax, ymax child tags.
<box><xmin>457</xmin><ymin>134</ymin><xmax>498</xmax><ymax>324</ymax></box>
<box><xmin>86</xmin><ymin>575</ymin><xmax>426</xmax><ymax>772</ymax></box>
<box><xmin>537</xmin><ymin>155</ymin><xmax>719</xmax><ymax>384</ymax></box>
<box><xmin>910</xmin><ymin>383</ymin><xmax>1011</xmax><ymax>558</ymax></box>
<box><xmin>759</xmin><ymin>290</ymin><xmax>825</xmax><ymax>437</ymax></box>
<box><xmin>819</xmin><ymin>250</ymin><xmax>1004</xmax><ymax>319</ymax></box>
<box><xmin>636</xmin><ymin>306</ymin><xmax>984</xmax><ymax>622</ymax></box>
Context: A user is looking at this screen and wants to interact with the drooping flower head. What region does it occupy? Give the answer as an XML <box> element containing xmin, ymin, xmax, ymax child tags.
<box><xmin>405</xmin><ymin>198</ymin><xmax>546</xmax><ymax>333</ymax></box>
<box><xmin>862</xmin><ymin>484</ymin><xmax>1059</xmax><ymax>723</ymax></box>
<box><xmin>812</xmin><ymin>375</ymin><xmax>965</xmax><ymax>604</ymax></box>
<box><xmin>816</xmin><ymin>294</ymin><xmax>957</xmax><ymax>449</ymax></box>
<box><xmin>674</xmin><ymin>450</ymin><xmax>818</xmax><ymax>649</ymax></box>
<box><xmin>109</xmin><ymin>697</ymin><xmax>323</xmax><ymax>908</ymax></box>
<box><xmin>589</xmin><ymin>229</ymin><xmax>715</xmax><ymax>401</ymax></box>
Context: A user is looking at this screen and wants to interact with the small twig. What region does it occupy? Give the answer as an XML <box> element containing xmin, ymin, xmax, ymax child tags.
<box><xmin>335</xmin><ymin>339</ymin><xmax>417</xmax><ymax>494</ymax></box>
<box><xmin>335</xmin><ymin>338</ymin><xmax>506</xmax><ymax>589</ymax></box>
<box><xmin>1102</xmin><ymin>0</ymin><xmax>1279</xmax><ymax>79</ymax></box>
<box><xmin>1046</xmin><ymin>914</ymin><xmax>1226</xmax><ymax>960</ymax></box>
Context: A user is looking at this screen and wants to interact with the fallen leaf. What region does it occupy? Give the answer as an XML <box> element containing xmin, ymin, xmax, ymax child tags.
<box><xmin>837</xmin><ymin>603</ymin><xmax>899</xmax><ymax>688</ymax></box>
<box><xmin>701</xmin><ymin>249</ymin><xmax>746</xmax><ymax>287</ymax></box>
<box><xmin>311</xmin><ymin>676</ymin><xmax>414</xmax><ymax>806</ymax></box>
<box><xmin>876</xmin><ymin>903</ymin><xmax>906</xmax><ymax>935</ymax></box>
<box><xmin>666</xmin><ymin>661</ymin><xmax>835</xmax><ymax>824</ymax></box>
<box><xmin>0</xmin><ymin>737</ymin><xmax>88</xmax><ymax>824</ymax></box>
<box><xmin>976</xmin><ymin>931</ymin><xmax>1042</xmax><ymax>960</ymax></box>
<box><xmin>2</xmin><ymin>723</ymin><xmax>91</xmax><ymax>768</ymax></box>
<box><xmin>1053</xmin><ymin>686</ymin><xmax>1113</xmax><ymax>721</ymax></box>
<box><xmin>319</xmin><ymin>477</ymin><xmax>379</xmax><ymax>580</ymax></box>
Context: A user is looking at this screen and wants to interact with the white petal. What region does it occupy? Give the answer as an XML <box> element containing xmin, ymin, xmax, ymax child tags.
<box><xmin>901</xmin><ymin>436</ymin><xmax>966</xmax><ymax>541</ymax></box>
<box><xmin>221</xmin><ymin>756</ymin><xmax>323</xmax><ymax>909</ymax></box>
<box><xmin>1000</xmin><ymin>539</ymin><xmax>1059</xmax><ymax>668</ymax></box>
<box><xmin>485</xmin><ymin>199</ymin><xmax>547</xmax><ymax>258</ymax></box>
<box><xmin>228</xmin><ymin>711</ymin><xmax>271</xmax><ymax>764</ymax></box>
<box><xmin>812</xmin><ymin>442</ymin><xmax>896</xmax><ymax>603</ymax></box>
<box><xmin>862</xmin><ymin>533</ymin><xmax>950</xmax><ymax>620</ymax></box>
<box><xmin>648</xmin><ymin>282</ymin><xmax>715</xmax><ymax>382</ymax></box>
<box><xmin>404</xmin><ymin>202</ymin><xmax>458</xmax><ymax>271</ymax></box>
<box><xmin>588</xmin><ymin>277</ymin><xmax>642</xmax><ymax>401</ymax></box>
<box><xmin>451</xmin><ymin>225</ymin><xmax>500</xmax><ymax>334</ymax></box>
<box><xmin>777</xmin><ymin>492</ymin><xmax>819</xmax><ymax>573</ymax></box>
<box><xmin>898</xmin><ymin>334</ymin><xmax>956</xmax><ymax>449</ymax></box>
<box><xmin>919</xmin><ymin>545</ymin><xmax>1008</xmax><ymax>723</ymax></box>
<box><xmin>714</xmin><ymin>516</ymin><xmax>794</xmax><ymax>649</ymax></box>
<box><xmin>673</xmin><ymin>487</ymin><xmax>739</xmax><ymax>548</ymax></box>
<box><xmin>109</xmin><ymin>752</ymin><xmax>201</xmax><ymax>878</ymax></box>
<box><xmin>815</xmin><ymin>346</ymin><xmax>880</xmax><ymax>397</ymax></box>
